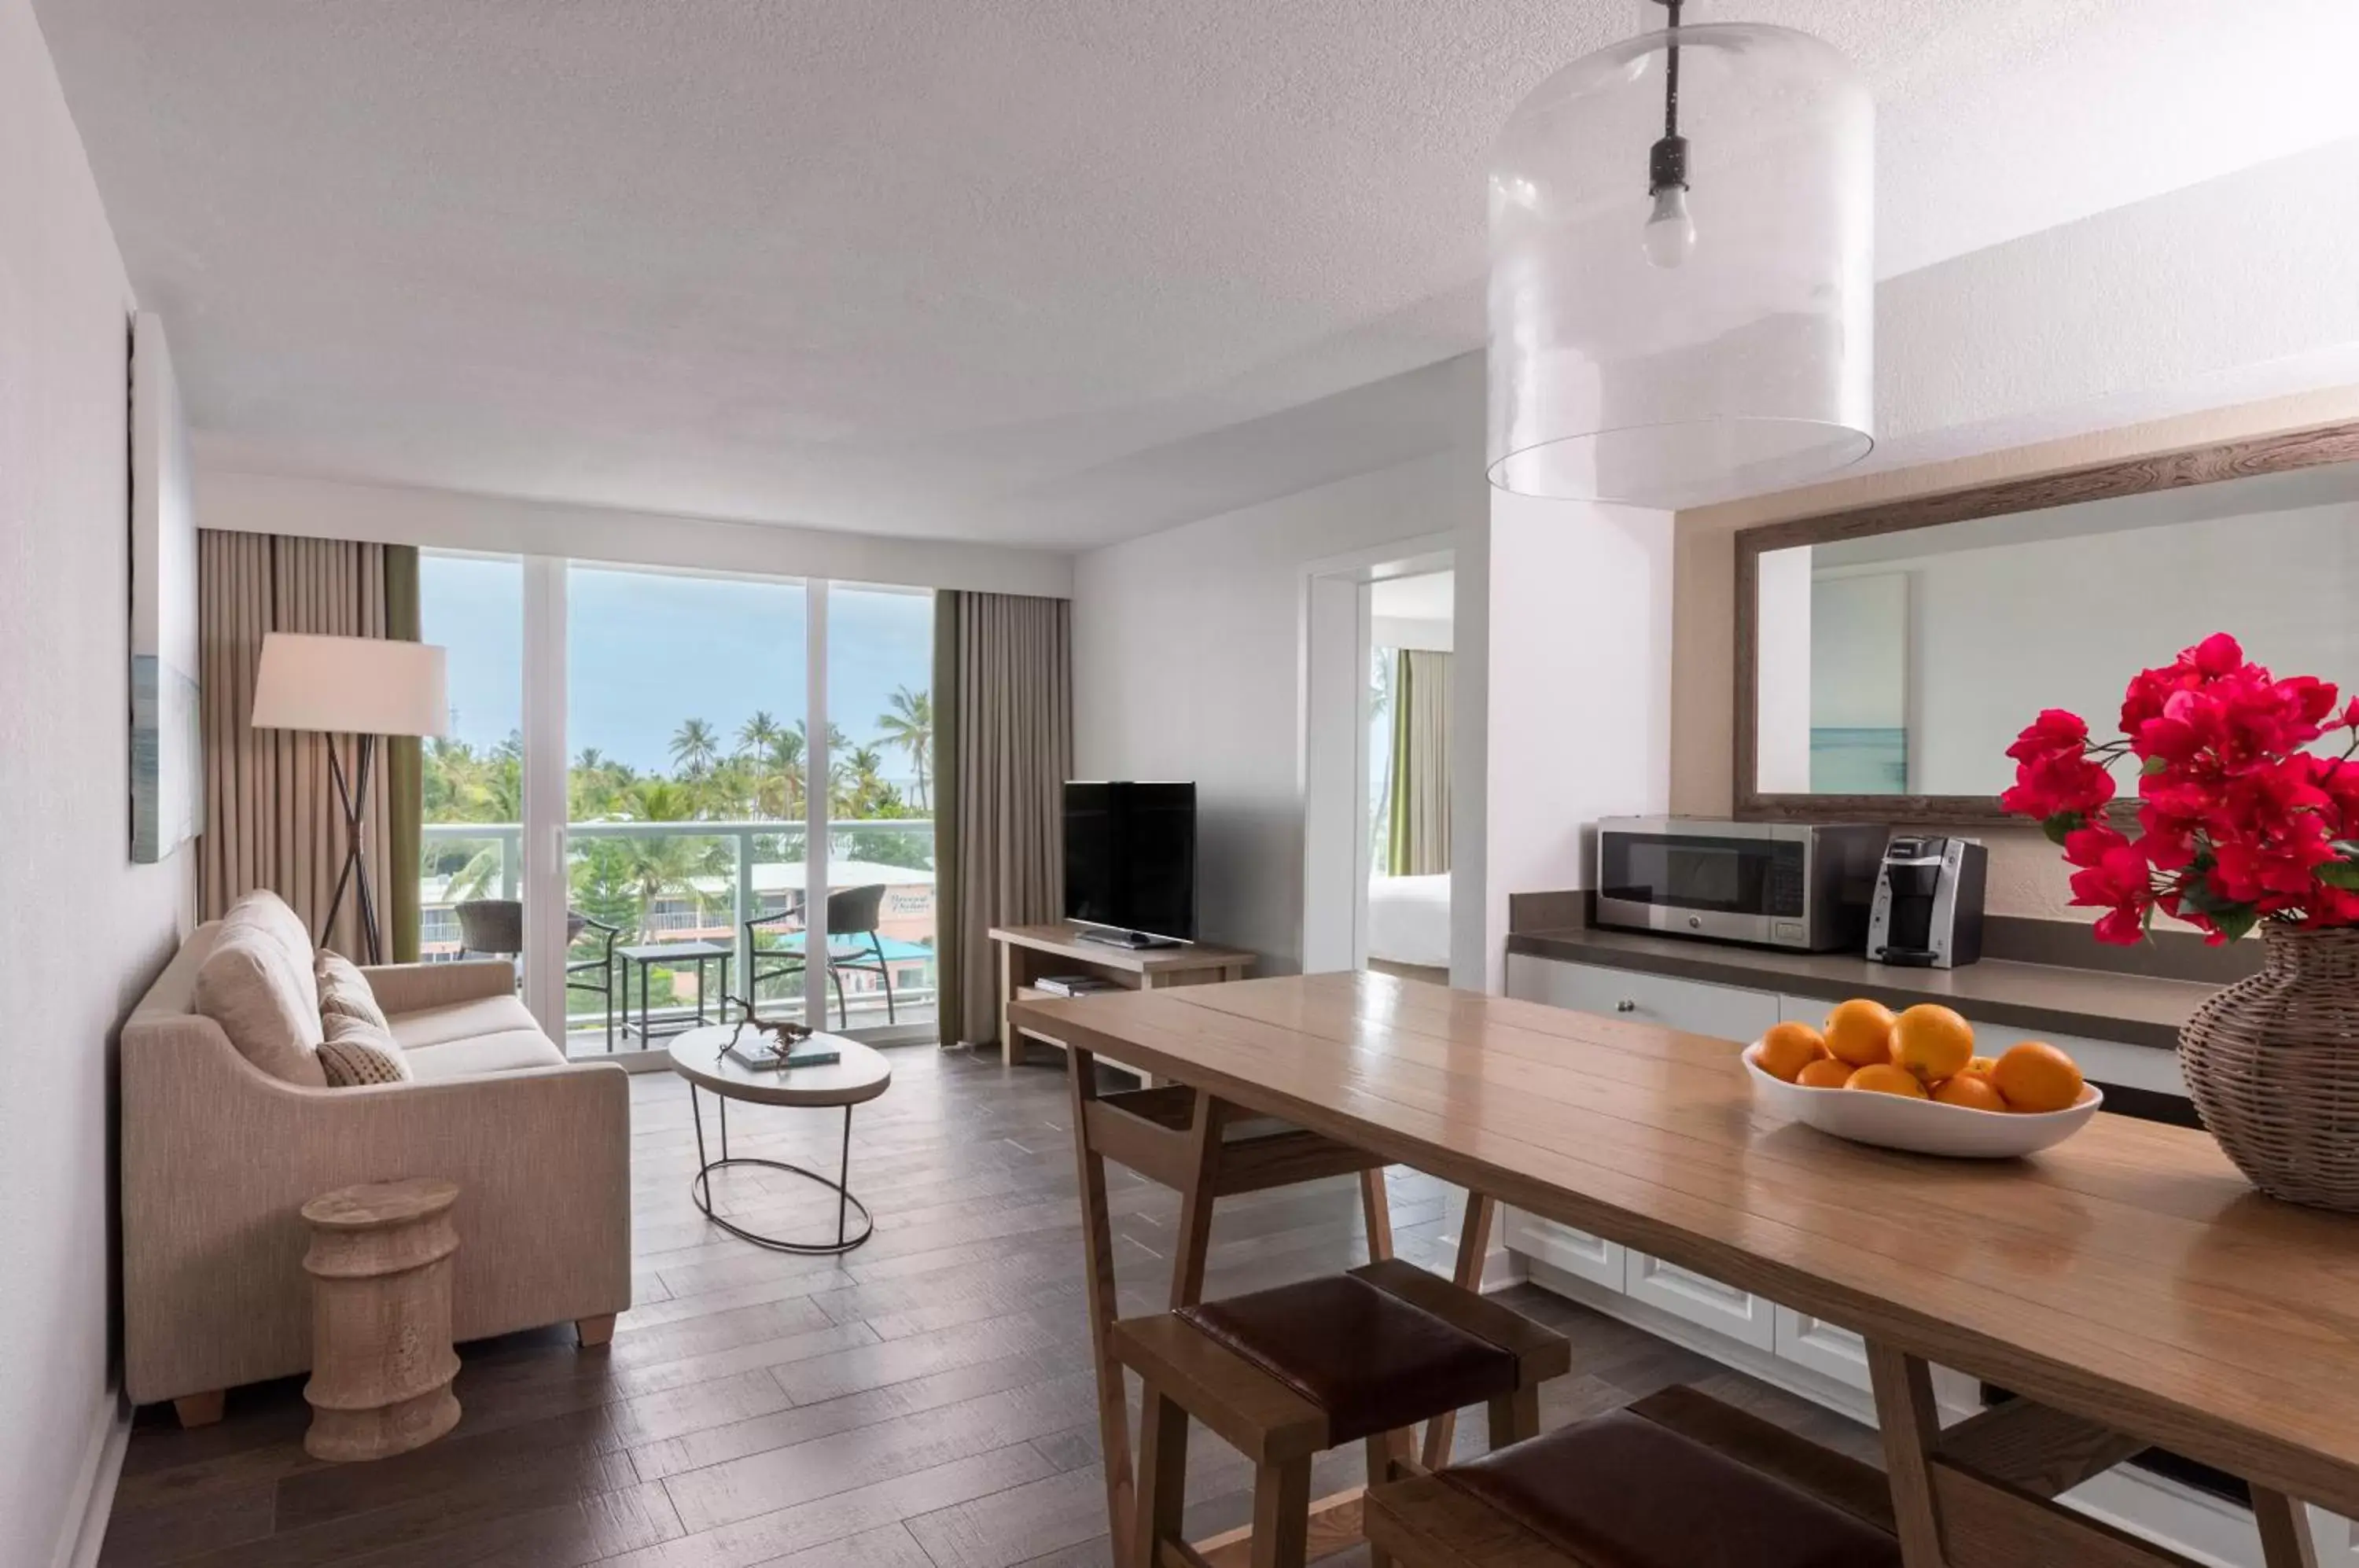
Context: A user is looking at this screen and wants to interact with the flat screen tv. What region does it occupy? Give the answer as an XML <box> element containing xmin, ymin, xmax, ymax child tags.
<box><xmin>1064</xmin><ymin>781</ymin><xmax>1197</xmax><ymax>947</ymax></box>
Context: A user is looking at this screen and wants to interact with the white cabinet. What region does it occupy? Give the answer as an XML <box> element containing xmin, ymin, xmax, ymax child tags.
<box><xmin>1625</xmin><ymin>1253</ymin><xmax>1779</xmax><ymax>1350</ymax></box>
<box><xmin>1506</xmin><ymin>954</ymin><xmax>1783</xmax><ymax>1041</ymax></box>
<box><xmin>1772</xmin><ymin>1306</ymin><xmax>1873</xmax><ymax>1392</ymax></box>
<box><xmin>1501</xmin><ymin>1209</ymin><xmax>1627</xmax><ymax>1291</ymax></box>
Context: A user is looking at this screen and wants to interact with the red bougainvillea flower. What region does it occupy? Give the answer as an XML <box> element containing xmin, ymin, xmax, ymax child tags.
<box><xmin>2091</xmin><ymin>905</ymin><xmax>2147</xmax><ymax>945</ymax></box>
<box><xmin>1998</xmin><ymin>749</ymin><xmax>2117</xmax><ymax>820</ymax></box>
<box><xmin>2005</xmin><ymin>709</ymin><xmax>2089</xmax><ymax>765</ymax></box>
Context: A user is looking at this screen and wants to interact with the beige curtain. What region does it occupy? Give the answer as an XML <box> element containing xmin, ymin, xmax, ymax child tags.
<box><xmin>934</xmin><ymin>590</ymin><xmax>1073</xmax><ymax>1047</ymax></box>
<box><xmin>198</xmin><ymin>531</ymin><xmax>394</xmax><ymax>959</ymax></box>
<box><xmin>1386</xmin><ymin>649</ymin><xmax>1452</xmax><ymax>876</ymax></box>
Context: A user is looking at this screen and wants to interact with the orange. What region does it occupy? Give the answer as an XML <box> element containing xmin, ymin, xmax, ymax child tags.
<box><xmin>1823</xmin><ymin>999</ymin><xmax>1897</xmax><ymax>1067</ymax></box>
<box><xmin>1960</xmin><ymin>1055</ymin><xmax>1998</xmax><ymax>1081</ymax></box>
<box><xmin>1756</xmin><ymin>1021</ymin><xmax>1830</xmax><ymax>1082</ymax></box>
<box><xmin>1890</xmin><ymin>1004</ymin><xmax>1975</xmax><ymax>1086</ymax></box>
<box><xmin>1991</xmin><ymin>1041</ymin><xmax>2085</xmax><ymax>1113</ymax></box>
<box><xmin>1933</xmin><ymin>1073</ymin><xmax>2008</xmax><ymax>1112</ymax></box>
<box><xmin>1796</xmin><ymin>1058</ymin><xmax>1853</xmax><ymax>1089</ymax></box>
<box><xmin>1845</xmin><ymin>1062</ymin><xmax>1929</xmax><ymax>1099</ymax></box>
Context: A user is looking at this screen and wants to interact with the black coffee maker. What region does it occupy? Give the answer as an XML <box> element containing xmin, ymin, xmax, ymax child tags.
<box><xmin>1866</xmin><ymin>836</ymin><xmax>1987</xmax><ymax>968</ymax></box>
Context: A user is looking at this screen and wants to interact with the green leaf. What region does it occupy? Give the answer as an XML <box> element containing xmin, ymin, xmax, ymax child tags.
<box><xmin>2210</xmin><ymin>907</ymin><xmax>2260</xmax><ymax>944</ymax></box>
<box><xmin>2041</xmin><ymin>811</ymin><xmax>2085</xmax><ymax>846</ymax></box>
<box><xmin>2140</xmin><ymin>755</ymin><xmax>2171</xmax><ymax>777</ymax></box>
<box><xmin>2318</xmin><ymin>860</ymin><xmax>2359</xmax><ymax>892</ymax></box>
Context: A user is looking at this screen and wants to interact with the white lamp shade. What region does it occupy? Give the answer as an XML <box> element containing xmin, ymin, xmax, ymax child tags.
<box><xmin>1489</xmin><ymin>22</ymin><xmax>1874</xmax><ymax>509</ymax></box>
<box><xmin>250</xmin><ymin>632</ymin><xmax>450</xmax><ymax>738</ymax></box>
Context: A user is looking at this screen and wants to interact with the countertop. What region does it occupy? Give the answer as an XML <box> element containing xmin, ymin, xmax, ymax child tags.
<box><xmin>1504</xmin><ymin>923</ymin><xmax>2215</xmax><ymax>1051</ymax></box>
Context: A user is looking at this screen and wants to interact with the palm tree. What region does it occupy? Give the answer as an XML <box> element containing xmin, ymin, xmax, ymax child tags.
<box><xmin>738</xmin><ymin>710</ymin><xmax>784</xmax><ymax>760</ymax></box>
<box><xmin>760</xmin><ymin>727</ymin><xmax>806</xmax><ymax>819</ymax></box>
<box><xmin>875</xmin><ymin>686</ymin><xmax>933</xmax><ymax>808</ymax></box>
<box><xmin>670</xmin><ymin>718</ymin><xmax>720</xmax><ymax>778</ymax></box>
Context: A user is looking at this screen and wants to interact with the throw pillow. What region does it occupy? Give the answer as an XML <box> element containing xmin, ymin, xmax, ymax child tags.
<box><xmin>315</xmin><ymin>951</ymin><xmax>391</xmax><ymax>1032</ymax></box>
<box><xmin>317</xmin><ymin>1012</ymin><xmax>415</xmax><ymax>1088</ymax></box>
<box><xmin>195</xmin><ymin>898</ymin><xmax>328</xmax><ymax>1087</ymax></box>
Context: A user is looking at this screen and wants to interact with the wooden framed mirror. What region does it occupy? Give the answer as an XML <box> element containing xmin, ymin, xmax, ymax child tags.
<box><xmin>1734</xmin><ymin>420</ymin><xmax>2359</xmax><ymax>823</ymax></box>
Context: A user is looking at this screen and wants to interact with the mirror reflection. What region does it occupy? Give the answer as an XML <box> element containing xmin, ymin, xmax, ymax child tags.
<box><xmin>1754</xmin><ymin>462</ymin><xmax>2359</xmax><ymax>797</ymax></box>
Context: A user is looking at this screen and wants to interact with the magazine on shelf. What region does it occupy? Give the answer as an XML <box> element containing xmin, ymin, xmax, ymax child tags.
<box><xmin>1036</xmin><ymin>975</ymin><xmax>1121</xmax><ymax>997</ymax></box>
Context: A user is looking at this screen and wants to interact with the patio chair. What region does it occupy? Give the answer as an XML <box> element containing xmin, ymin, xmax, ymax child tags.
<box><xmin>743</xmin><ymin>884</ymin><xmax>896</xmax><ymax>1029</ymax></box>
<box><xmin>454</xmin><ymin>899</ymin><xmax>621</xmax><ymax>1051</ymax></box>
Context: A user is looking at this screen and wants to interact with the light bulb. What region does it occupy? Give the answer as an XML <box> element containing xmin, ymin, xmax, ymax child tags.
<box><xmin>1643</xmin><ymin>184</ymin><xmax>1695</xmax><ymax>269</ymax></box>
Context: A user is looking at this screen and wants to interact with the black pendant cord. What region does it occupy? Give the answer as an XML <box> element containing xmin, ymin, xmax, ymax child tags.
<box><xmin>1648</xmin><ymin>0</ymin><xmax>1690</xmax><ymax>195</ymax></box>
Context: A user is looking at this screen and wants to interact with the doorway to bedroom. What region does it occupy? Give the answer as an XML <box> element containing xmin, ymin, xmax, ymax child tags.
<box><xmin>1300</xmin><ymin>540</ymin><xmax>1459</xmax><ymax>985</ymax></box>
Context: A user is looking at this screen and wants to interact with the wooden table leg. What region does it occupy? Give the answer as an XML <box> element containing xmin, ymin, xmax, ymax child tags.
<box><xmin>2254</xmin><ymin>1488</ymin><xmax>2321</xmax><ymax>1568</ymax></box>
<box><xmin>1419</xmin><ymin>1191</ymin><xmax>1497</xmax><ymax>1470</ymax></box>
<box><xmin>1066</xmin><ymin>1049</ymin><xmax>1138</xmax><ymax>1567</ymax></box>
<box><xmin>1359</xmin><ymin>1169</ymin><xmax>1394</xmax><ymax>1264</ymax></box>
<box><xmin>1168</xmin><ymin>1092</ymin><xmax>1227</xmax><ymax>1306</ymax></box>
<box><xmin>1867</xmin><ymin>1342</ymin><xmax>1949</xmax><ymax>1568</ymax></box>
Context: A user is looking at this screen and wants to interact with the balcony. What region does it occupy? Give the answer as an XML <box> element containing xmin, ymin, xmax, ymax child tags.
<box><xmin>421</xmin><ymin>818</ymin><xmax>937</xmax><ymax>1055</ymax></box>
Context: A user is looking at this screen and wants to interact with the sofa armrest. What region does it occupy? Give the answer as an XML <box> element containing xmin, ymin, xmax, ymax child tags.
<box><xmin>121</xmin><ymin>1013</ymin><xmax>631</xmax><ymax>1405</ymax></box>
<box><xmin>360</xmin><ymin>958</ymin><xmax>517</xmax><ymax>1014</ymax></box>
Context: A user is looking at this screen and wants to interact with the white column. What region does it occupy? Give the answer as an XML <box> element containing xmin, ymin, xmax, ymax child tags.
<box><xmin>519</xmin><ymin>555</ymin><xmax>569</xmax><ymax>1040</ymax></box>
<box><xmin>804</xmin><ymin>580</ymin><xmax>831</xmax><ymax>1030</ymax></box>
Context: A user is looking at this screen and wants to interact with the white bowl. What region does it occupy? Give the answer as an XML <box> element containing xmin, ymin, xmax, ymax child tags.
<box><xmin>1743</xmin><ymin>1043</ymin><xmax>2103</xmax><ymax>1159</ymax></box>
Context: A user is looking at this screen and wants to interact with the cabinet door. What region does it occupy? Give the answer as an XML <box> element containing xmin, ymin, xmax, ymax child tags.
<box><xmin>1624</xmin><ymin>1253</ymin><xmax>1777</xmax><ymax>1350</ymax></box>
<box><xmin>1501</xmin><ymin>1208</ymin><xmax>1627</xmax><ymax>1291</ymax></box>
<box><xmin>1506</xmin><ymin>955</ymin><xmax>1783</xmax><ymax>1042</ymax></box>
<box><xmin>1772</xmin><ymin>1305</ymin><xmax>1873</xmax><ymax>1392</ymax></box>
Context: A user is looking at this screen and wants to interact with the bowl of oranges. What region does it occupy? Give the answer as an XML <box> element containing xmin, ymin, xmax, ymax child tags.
<box><xmin>1743</xmin><ymin>999</ymin><xmax>2102</xmax><ymax>1158</ymax></box>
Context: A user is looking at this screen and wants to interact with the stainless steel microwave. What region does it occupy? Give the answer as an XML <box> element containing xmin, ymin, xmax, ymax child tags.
<box><xmin>1592</xmin><ymin>818</ymin><xmax>1887</xmax><ymax>952</ymax></box>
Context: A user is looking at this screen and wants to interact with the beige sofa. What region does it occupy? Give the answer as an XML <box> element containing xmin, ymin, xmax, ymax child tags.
<box><xmin>121</xmin><ymin>903</ymin><xmax>631</xmax><ymax>1418</ymax></box>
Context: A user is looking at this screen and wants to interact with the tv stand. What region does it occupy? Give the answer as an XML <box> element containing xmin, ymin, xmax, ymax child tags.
<box><xmin>1074</xmin><ymin>928</ymin><xmax>1185</xmax><ymax>951</ymax></box>
<box><xmin>988</xmin><ymin>923</ymin><xmax>1256</xmax><ymax>1070</ymax></box>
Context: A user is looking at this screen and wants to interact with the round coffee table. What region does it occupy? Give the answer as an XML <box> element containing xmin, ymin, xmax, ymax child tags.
<box><xmin>666</xmin><ymin>1024</ymin><xmax>892</xmax><ymax>1254</ymax></box>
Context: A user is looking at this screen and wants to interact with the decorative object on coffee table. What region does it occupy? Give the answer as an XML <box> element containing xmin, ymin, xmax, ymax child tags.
<box><xmin>300</xmin><ymin>1176</ymin><xmax>462</xmax><ymax>1461</ymax></box>
<box><xmin>1999</xmin><ymin>632</ymin><xmax>2359</xmax><ymax>1210</ymax></box>
<box><xmin>667</xmin><ymin>1022</ymin><xmax>890</xmax><ymax>1254</ymax></box>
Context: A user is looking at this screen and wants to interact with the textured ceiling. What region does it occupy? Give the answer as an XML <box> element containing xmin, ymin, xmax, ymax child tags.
<box><xmin>36</xmin><ymin>0</ymin><xmax>2359</xmax><ymax>547</ymax></box>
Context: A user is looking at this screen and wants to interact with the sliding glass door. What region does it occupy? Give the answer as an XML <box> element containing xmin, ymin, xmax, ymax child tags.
<box><xmin>822</xmin><ymin>583</ymin><xmax>937</xmax><ymax>1042</ymax></box>
<box><xmin>412</xmin><ymin>558</ymin><xmax>933</xmax><ymax>1057</ymax></box>
<box><xmin>565</xmin><ymin>565</ymin><xmax>809</xmax><ymax>1058</ymax></box>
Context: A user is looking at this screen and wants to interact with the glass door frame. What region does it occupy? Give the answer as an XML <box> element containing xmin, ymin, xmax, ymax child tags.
<box><xmin>506</xmin><ymin>564</ymin><xmax>933</xmax><ymax>1057</ymax></box>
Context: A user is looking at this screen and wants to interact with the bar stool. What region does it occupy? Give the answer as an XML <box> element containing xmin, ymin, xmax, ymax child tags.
<box><xmin>1364</xmin><ymin>1384</ymin><xmax>1901</xmax><ymax>1568</ymax></box>
<box><xmin>1110</xmin><ymin>1258</ymin><xmax>1571</xmax><ymax>1568</ymax></box>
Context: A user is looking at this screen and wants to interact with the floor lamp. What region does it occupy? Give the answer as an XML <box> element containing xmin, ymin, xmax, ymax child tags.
<box><xmin>251</xmin><ymin>631</ymin><xmax>449</xmax><ymax>964</ymax></box>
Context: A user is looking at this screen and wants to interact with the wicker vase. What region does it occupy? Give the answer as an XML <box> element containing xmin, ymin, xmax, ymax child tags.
<box><xmin>2181</xmin><ymin>926</ymin><xmax>2359</xmax><ymax>1212</ymax></box>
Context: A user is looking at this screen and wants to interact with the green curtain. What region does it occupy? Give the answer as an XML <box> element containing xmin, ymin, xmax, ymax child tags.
<box><xmin>385</xmin><ymin>545</ymin><xmax>423</xmax><ymax>962</ymax></box>
<box><xmin>1385</xmin><ymin>649</ymin><xmax>1452</xmax><ymax>877</ymax></box>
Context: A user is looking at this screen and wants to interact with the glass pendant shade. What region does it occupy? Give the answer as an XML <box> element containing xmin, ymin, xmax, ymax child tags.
<box><xmin>1488</xmin><ymin>23</ymin><xmax>1874</xmax><ymax>509</ymax></box>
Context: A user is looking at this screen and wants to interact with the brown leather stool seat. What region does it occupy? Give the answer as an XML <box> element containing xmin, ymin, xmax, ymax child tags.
<box><xmin>1112</xmin><ymin>1259</ymin><xmax>1571</xmax><ymax>1568</ymax></box>
<box><xmin>1367</xmin><ymin>1385</ymin><xmax>1901</xmax><ymax>1568</ymax></box>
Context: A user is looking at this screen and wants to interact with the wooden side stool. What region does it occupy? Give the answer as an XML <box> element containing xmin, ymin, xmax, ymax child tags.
<box><xmin>1365</xmin><ymin>1384</ymin><xmax>1900</xmax><ymax>1568</ymax></box>
<box><xmin>300</xmin><ymin>1176</ymin><xmax>463</xmax><ymax>1463</ymax></box>
<box><xmin>1111</xmin><ymin>1258</ymin><xmax>1570</xmax><ymax>1568</ymax></box>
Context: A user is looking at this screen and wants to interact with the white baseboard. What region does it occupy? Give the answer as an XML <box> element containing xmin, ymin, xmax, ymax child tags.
<box><xmin>52</xmin><ymin>1384</ymin><xmax>131</xmax><ymax>1568</ymax></box>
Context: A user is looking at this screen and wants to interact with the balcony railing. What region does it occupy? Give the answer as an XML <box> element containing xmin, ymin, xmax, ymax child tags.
<box><xmin>421</xmin><ymin>818</ymin><xmax>937</xmax><ymax>1044</ymax></box>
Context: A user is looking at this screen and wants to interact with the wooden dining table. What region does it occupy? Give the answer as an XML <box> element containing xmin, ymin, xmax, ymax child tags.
<box><xmin>1010</xmin><ymin>969</ymin><xmax>2359</xmax><ymax>1568</ymax></box>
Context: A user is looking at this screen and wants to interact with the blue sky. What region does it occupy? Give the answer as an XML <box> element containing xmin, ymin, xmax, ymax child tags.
<box><xmin>419</xmin><ymin>555</ymin><xmax>932</xmax><ymax>782</ymax></box>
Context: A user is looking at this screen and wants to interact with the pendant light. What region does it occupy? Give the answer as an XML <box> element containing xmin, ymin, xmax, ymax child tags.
<box><xmin>1488</xmin><ymin>1</ymin><xmax>1874</xmax><ymax>509</ymax></box>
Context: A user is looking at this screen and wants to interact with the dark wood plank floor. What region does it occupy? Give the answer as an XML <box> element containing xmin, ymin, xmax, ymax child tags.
<box><xmin>101</xmin><ymin>1044</ymin><xmax>1875</xmax><ymax>1568</ymax></box>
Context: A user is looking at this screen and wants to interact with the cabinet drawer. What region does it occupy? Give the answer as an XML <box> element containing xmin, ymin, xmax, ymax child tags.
<box><xmin>1772</xmin><ymin>1306</ymin><xmax>1872</xmax><ymax>1392</ymax></box>
<box><xmin>1502</xmin><ymin>1208</ymin><xmax>1627</xmax><ymax>1291</ymax></box>
<box><xmin>1625</xmin><ymin>1253</ymin><xmax>1776</xmax><ymax>1350</ymax></box>
<box><xmin>1506</xmin><ymin>955</ymin><xmax>1782</xmax><ymax>1042</ymax></box>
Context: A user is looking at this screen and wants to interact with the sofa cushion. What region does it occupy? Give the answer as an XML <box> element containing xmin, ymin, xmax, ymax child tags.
<box><xmin>315</xmin><ymin>951</ymin><xmax>390</xmax><ymax>1032</ymax></box>
<box><xmin>194</xmin><ymin>894</ymin><xmax>327</xmax><ymax>1087</ymax></box>
<box><xmin>388</xmin><ymin>994</ymin><xmax>541</xmax><ymax>1051</ymax></box>
<box><xmin>317</xmin><ymin>1013</ymin><xmax>414</xmax><ymax>1087</ymax></box>
<box><xmin>403</xmin><ymin>1029</ymin><xmax>568</xmax><ymax>1080</ymax></box>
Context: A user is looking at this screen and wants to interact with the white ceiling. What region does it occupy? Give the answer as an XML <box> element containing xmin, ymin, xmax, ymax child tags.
<box><xmin>36</xmin><ymin>0</ymin><xmax>2359</xmax><ymax>549</ymax></box>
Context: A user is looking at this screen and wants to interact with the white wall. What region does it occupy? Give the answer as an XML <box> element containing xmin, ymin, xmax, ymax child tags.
<box><xmin>198</xmin><ymin>467</ymin><xmax>1073</xmax><ymax>598</ymax></box>
<box><xmin>1072</xmin><ymin>449</ymin><xmax>1486</xmax><ymax>972</ymax></box>
<box><xmin>1479</xmin><ymin>492</ymin><xmax>1675</xmax><ymax>992</ymax></box>
<box><xmin>1</xmin><ymin>5</ymin><xmax>191</xmax><ymax>1564</ymax></box>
